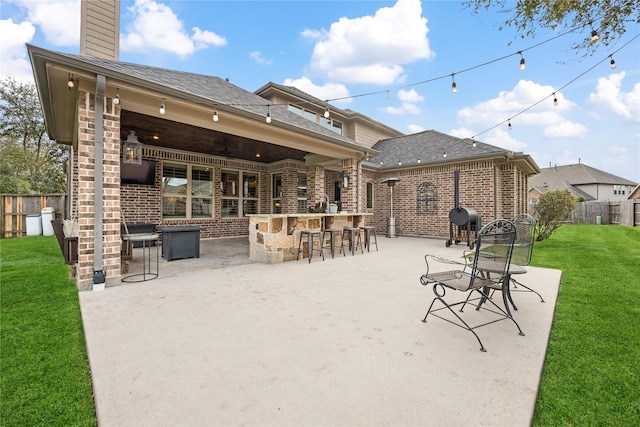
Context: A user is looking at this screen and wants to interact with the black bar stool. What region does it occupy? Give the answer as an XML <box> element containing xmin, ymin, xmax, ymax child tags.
<box><xmin>296</xmin><ymin>230</ymin><xmax>324</xmax><ymax>263</ymax></box>
<box><xmin>341</xmin><ymin>226</ymin><xmax>363</xmax><ymax>256</ymax></box>
<box><xmin>322</xmin><ymin>228</ymin><xmax>344</xmax><ymax>258</ymax></box>
<box><xmin>360</xmin><ymin>226</ymin><xmax>379</xmax><ymax>252</ymax></box>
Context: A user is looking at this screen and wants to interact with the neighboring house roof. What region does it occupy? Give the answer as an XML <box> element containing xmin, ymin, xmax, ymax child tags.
<box><xmin>363</xmin><ymin>130</ymin><xmax>540</xmax><ymax>174</ymax></box>
<box><xmin>27</xmin><ymin>45</ymin><xmax>377</xmax><ymax>157</ymax></box>
<box><xmin>528</xmin><ymin>163</ymin><xmax>637</xmax><ymax>197</ymax></box>
<box><xmin>627</xmin><ymin>184</ymin><xmax>640</xmax><ymax>200</ymax></box>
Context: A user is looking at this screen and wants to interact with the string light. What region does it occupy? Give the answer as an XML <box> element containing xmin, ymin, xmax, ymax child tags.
<box><xmin>266</xmin><ymin>105</ymin><xmax>271</xmax><ymax>123</ymax></box>
<box><xmin>553</xmin><ymin>93</ymin><xmax>558</xmax><ymax>106</ymax></box>
<box><xmin>213</xmin><ymin>106</ymin><xmax>219</xmax><ymax>122</ymax></box>
<box><xmin>590</xmin><ymin>29</ymin><xmax>600</xmax><ymax>44</ymax></box>
<box><xmin>159</xmin><ymin>98</ymin><xmax>166</xmax><ymax>115</ymax></box>
<box><xmin>610</xmin><ymin>56</ymin><xmax>616</xmax><ymax>69</ymax></box>
<box><xmin>443</xmin><ymin>149</ymin><xmax>447</xmax><ymax>158</ymax></box>
<box><xmin>508</xmin><ymin>119</ymin><xmax>512</xmax><ymax>130</ymax></box>
<box><xmin>324</xmin><ymin>105</ymin><xmax>330</xmax><ymax>118</ymax></box>
<box><xmin>113</xmin><ymin>87</ymin><xmax>120</xmax><ymax>105</ymax></box>
<box><xmin>518</xmin><ymin>52</ymin><xmax>525</xmax><ymax>71</ymax></box>
<box><xmin>451</xmin><ymin>74</ymin><xmax>457</xmax><ymax>93</ymax></box>
<box><xmin>472</xmin><ymin>138</ymin><xmax>477</xmax><ymax>148</ymax></box>
<box><xmin>67</xmin><ymin>74</ymin><xmax>74</xmax><ymax>89</ymax></box>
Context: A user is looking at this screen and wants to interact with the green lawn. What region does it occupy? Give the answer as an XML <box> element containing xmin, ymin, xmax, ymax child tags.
<box><xmin>0</xmin><ymin>236</ymin><xmax>96</xmax><ymax>427</ymax></box>
<box><xmin>531</xmin><ymin>225</ymin><xmax>640</xmax><ymax>426</ymax></box>
<box><xmin>1</xmin><ymin>226</ymin><xmax>638</xmax><ymax>425</ymax></box>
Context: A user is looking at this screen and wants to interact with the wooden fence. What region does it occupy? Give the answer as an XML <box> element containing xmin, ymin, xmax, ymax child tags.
<box><xmin>1</xmin><ymin>194</ymin><xmax>67</xmax><ymax>238</ymax></box>
<box><xmin>529</xmin><ymin>200</ymin><xmax>640</xmax><ymax>227</ymax></box>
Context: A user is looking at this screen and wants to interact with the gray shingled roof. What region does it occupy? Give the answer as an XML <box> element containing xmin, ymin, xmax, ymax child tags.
<box><xmin>529</xmin><ymin>163</ymin><xmax>637</xmax><ymax>190</ymax></box>
<box><xmin>49</xmin><ymin>50</ymin><xmax>367</xmax><ymax>147</ymax></box>
<box><xmin>363</xmin><ymin>130</ymin><xmax>511</xmax><ymax>169</ymax></box>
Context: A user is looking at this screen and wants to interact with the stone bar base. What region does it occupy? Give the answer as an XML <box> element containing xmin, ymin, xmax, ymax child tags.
<box><xmin>248</xmin><ymin>213</ymin><xmax>371</xmax><ymax>263</ymax></box>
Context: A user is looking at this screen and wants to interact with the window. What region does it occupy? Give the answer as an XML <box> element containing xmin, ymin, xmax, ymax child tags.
<box><xmin>272</xmin><ymin>173</ymin><xmax>282</xmax><ymax>213</ymax></box>
<box><xmin>162</xmin><ymin>163</ymin><xmax>212</xmax><ymax>219</ymax></box>
<box><xmin>366</xmin><ymin>182</ymin><xmax>373</xmax><ymax>209</ymax></box>
<box><xmin>222</xmin><ymin>170</ymin><xmax>259</xmax><ymax>218</ymax></box>
<box><xmin>289</xmin><ymin>103</ymin><xmax>344</xmax><ymax>134</ymax></box>
<box><xmin>320</xmin><ymin>116</ymin><xmax>343</xmax><ymax>135</ymax></box>
<box><xmin>297</xmin><ymin>173</ymin><xmax>307</xmax><ymax>213</ymax></box>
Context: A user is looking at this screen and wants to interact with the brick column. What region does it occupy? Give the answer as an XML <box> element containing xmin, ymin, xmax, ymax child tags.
<box><xmin>76</xmin><ymin>91</ymin><xmax>122</xmax><ymax>289</ymax></box>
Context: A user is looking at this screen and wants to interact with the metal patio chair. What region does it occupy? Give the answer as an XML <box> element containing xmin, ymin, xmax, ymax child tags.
<box><xmin>420</xmin><ymin>219</ymin><xmax>524</xmax><ymax>352</ymax></box>
<box><xmin>505</xmin><ymin>213</ymin><xmax>545</xmax><ymax>306</ymax></box>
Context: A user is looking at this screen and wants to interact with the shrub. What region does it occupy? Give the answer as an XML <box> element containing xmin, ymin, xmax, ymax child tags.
<box><xmin>532</xmin><ymin>190</ymin><xmax>577</xmax><ymax>241</ymax></box>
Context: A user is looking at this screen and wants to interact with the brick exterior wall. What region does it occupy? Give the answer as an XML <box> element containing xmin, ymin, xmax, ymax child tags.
<box><xmin>369</xmin><ymin>161</ymin><xmax>529</xmax><ymax>239</ymax></box>
<box><xmin>76</xmin><ymin>91</ymin><xmax>121</xmax><ymax>289</ymax></box>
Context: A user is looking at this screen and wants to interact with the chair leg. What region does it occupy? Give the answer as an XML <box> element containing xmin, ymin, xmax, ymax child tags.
<box><xmin>510</xmin><ymin>278</ymin><xmax>545</xmax><ymax>303</ymax></box>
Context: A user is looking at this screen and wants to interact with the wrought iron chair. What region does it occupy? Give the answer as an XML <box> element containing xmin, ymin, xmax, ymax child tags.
<box><xmin>420</xmin><ymin>219</ymin><xmax>524</xmax><ymax>352</ymax></box>
<box><xmin>506</xmin><ymin>214</ymin><xmax>545</xmax><ymax>306</ymax></box>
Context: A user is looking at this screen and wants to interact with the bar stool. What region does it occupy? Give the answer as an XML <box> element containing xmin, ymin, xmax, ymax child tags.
<box><xmin>360</xmin><ymin>226</ymin><xmax>379</xmax><ymax>252</ymax></box>
<box><xmin>341</xmin><ymin>226</ymin><xmax>363</xmax><ymax>256</ymax></box>
<box><xmin>296</xmin><ymin>230</ymin><xmax>324</xmax><ymax>263</ymax></box>
<box><xmin>322</xmin><ymin>228</ymin><xmax>344</xmax><ymax>258</ymax></box>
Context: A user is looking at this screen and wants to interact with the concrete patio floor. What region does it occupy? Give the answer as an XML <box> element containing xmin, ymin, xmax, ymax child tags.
<box><xmin>79</xmin><ymin>236</ymin><xmax>562</xmax><ymax>426</ymax></box>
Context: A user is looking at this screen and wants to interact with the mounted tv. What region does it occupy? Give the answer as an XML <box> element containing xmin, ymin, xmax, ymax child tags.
<box><xmin>120</xmin><ymin>160</ymin><xmax>157</xmax><ymax>186</ymax></box>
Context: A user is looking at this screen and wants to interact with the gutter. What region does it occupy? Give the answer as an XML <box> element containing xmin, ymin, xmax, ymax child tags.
<box><xmin>93</xmin><ymin>74</ymin><xmax>106</xmax><ymax>290</ymax></box>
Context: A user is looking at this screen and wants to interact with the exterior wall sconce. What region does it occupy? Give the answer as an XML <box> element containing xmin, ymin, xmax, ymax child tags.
<box><xmin>122</xmin><ymin>130</ymin><xmax>142</xmax><ymax>164</ymax></box>
<box><xmin>342</xmin><ymin>171</ymin><xmax>349</xmax><ymax>189</ymax></box>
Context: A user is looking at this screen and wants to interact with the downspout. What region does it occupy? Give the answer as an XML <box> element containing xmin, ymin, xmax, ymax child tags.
<box><xmin>93</xmin><ymin>75</ymin><xmax>106</xmax><ymax>288</ymax></box>
<box><xmin>356</xmin><ymin>158</ymin><xmax>362</xmax><ymax>212</ymax></box>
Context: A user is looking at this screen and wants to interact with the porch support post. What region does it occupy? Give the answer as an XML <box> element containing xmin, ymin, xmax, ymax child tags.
<box><xmin>93</xmin><ymin>74</ymin><xmax>106</xmax><ymax>289</ymax></box>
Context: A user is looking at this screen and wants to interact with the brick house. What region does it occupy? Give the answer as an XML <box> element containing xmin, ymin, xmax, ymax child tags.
<box><xmin>28</xmin><ymin>1</ymin><xmax>539</xmax><ymax>289</ymax></box>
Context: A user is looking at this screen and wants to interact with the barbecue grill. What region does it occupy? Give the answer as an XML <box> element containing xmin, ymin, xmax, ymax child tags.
<box><xmin>446</xmin><ymin>170</ymin><xmax>481</xmax><ymax>248</ymax></box>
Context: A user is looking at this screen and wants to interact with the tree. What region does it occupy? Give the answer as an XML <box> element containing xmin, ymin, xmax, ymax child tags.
<box><xmin>0</xmin><ymin>76</ymin><xmax>67</xmax><ymax>194</ymax></box>
<box><xmin>532</xmin><ymin>190</ymin><xmax>577</xmax><ymax>241</ymax></box>
<box><xmin>465</xmin><ymin>0</ymin><xmax>640</xmax><ymax>53</ymax></box>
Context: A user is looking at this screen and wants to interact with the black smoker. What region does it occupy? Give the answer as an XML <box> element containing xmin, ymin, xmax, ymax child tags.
<box><xmin>446</xmin><ymin>170</ymin><xmax>481</xmax><ymax>248</ymax></box>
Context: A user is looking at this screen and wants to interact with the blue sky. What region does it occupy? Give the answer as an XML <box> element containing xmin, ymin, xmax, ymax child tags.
<box><xmin>2</xmin><ymin>0</ymin><xmax>639</xmax><ymax>182</ymax></box>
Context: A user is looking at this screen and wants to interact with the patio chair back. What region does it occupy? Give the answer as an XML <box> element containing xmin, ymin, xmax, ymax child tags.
<box><xmin>470</xmin><ymin>218</ymin><xmax>518</xmax><ymax>285</ymax></box>
<box><xmin>510</xmin><ymin>214</ymin><xmax>536</xmax><ymax>267</ymax></box>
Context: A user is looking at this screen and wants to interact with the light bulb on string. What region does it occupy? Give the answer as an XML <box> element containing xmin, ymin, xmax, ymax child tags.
<box><xmin>213</xmin><ymin>107</ymin><xmax>219</xmax><ymax>122</ymax></box>
<box><xmin>67</xmin><ymin>74</ymin><xmax>75</xmax><ymax>89</ymax></box>
<box><xmin>159</xmin><ymin>98</ymin><xmax>166</xmax><ymax>115</ymax></box>
<box><xmin>113</xmin><ymin>87</ymin><xmax>120</xmax><ymax>105</ymax></box>
<box><xmin>590</xmin><ymin>29</ymin><xmax>599</xmax><ymax>44</ymax></box>
<box><xmin>519</xmin><ymin>52</ymin><xmax>525</xmax><ymax>71</ymax></box>
<box><xmin>610</xmin><ymin>56</ymin><xmax>616</xmax><ymax>69</ymax></box>
<box><xmin>324</xmin><ymin>105</ymin><xmax>330</xmax><ymax>118</ymax></box>
<box><xmin>553</xmin><ymin>93</ymin><xmax>558</xmax><ymax>107</ymax></box>
<box><xmin>508</xmin><ymin>119</ymin><xmax>512</xmax><ymax>130</ymax></box>
<box><xmin>266</xmin><ymin>105</ymin><xmax>271</xmax><ymax>123</ymax></box>
<box><xmin>451</xmin><ymin>74</ymin><xmax>457</xmax><ymax>93</ymax></box>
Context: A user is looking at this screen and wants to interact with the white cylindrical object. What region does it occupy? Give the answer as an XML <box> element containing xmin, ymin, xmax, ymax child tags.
<box><xmin>41</xmin><ymin>207</ymin><xmax>55</xmax><ymax>236</ymax></box>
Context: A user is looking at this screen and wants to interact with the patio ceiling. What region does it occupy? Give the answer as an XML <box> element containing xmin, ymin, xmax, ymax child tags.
<box><xmin>120</xmin><ymin>110</ymin><xmax>307</xmax><ymax>164</ymax></box>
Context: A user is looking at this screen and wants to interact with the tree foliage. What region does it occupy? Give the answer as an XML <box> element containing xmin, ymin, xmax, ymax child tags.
<box><xmin>533</xmin><ymin>190</ymin><xmax>577</xmax><ymax>241</ymax></box>
<box><xmin>0</xmin><ymin>76</ymin><xmax>67</xmax><ymax>194</ymax></box>
<box><xmin>465</xmin><ymin>0</ymin><xmax>640</xmax><ymax>53</ymax></box>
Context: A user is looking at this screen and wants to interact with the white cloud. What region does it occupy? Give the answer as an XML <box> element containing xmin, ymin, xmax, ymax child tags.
<box><xmin>249</xmin><ymin>51</ymin><xmax>272</xmax><ymax>65</ymax></box>
<box><xmin>282</xmin><ymin>77</ymin><xmax>352</xmax><ymax>105</ymax></box>
<box><xmin>304</xmin><ymin>0</ymin><xmax>434</xmax><ymax>84</ymax></box>
<box><xmin>457</xmin><ymin>80</ymin><xmax>586</xmax><ymax>138</ymax></box>
<box><xmin>120</xmin><ymin>0</ymin><xmax>226</xmax><ymax>57</ymax></box>
<box><xmin>8</xmin><ymin>0</ymin><xmax>80</xmax><ymax>46</ymax></box>
<box><xmin>588</xmin><ymin>72</ymin><xmax>640</xmax><ymax>122</ymax></box>
<box><xmin>0</xmin><ymin>18</ymin><xmax>36</xmax><ymax>81</ymax></box>
<box><xmin>384</xmin><ymin>89</ymin><xmax>424</xmax><ymax>115</ymax></box>
<box><xmin>450</xmin><ymin>127</ymin><xmax>527</xmax><ymax>152</ymax></box>
<box><xmin>407</xmin><ymin>123</ymin><xmax>426</xmax><ymax>134</ymax></box>
<box><xmin>542</xmin><ymin>120</ymin><xmax>587</xmax><ymax>138</ymax></box>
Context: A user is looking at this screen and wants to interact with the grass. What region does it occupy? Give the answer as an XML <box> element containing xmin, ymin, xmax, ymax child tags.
<box><xmin>1</xmin><ymin>227</ymin><xmax>638</xmax><ymax>425</ymax></box>
<box><xmin>531</xmin><ymin>225</ymin><xmax>640</xmax><ymax>426</ymax></box>
<box><xmin>0</xmin><ymin>236</ymin><xmax>96</xmax><ymax>427</ymax></box>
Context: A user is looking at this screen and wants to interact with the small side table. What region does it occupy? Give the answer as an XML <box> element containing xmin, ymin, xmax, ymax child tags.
<box><xmin>121</xmin><ymin>233</ymin><xmax>159</xmax><ymax>282</ymax></box>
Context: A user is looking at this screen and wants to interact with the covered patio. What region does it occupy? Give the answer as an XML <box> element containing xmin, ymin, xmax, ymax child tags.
<box><xmin>80</xmin><ymin>236</ymin><xmax>561</xmax><ymax>426</ymax></box>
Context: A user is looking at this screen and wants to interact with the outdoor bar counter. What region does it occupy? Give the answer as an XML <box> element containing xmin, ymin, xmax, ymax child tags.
<box><xmin>248</xmin><ymin>212</ymin><xmax>372</xmax><ymax>263</ymax></box>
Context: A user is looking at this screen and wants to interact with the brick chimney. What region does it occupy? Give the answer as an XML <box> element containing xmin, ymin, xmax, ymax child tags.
<box><xmin>80</xmin><ymin>0</ymin><xmax>120</xmax><ymax>59</ymax></box>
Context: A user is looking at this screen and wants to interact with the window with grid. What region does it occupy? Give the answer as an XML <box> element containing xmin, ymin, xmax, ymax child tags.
<box><xmin>221</xmin><ymin>170</ymin><xmax>259</xmax><ymax>218</ymax></box>
<box><xmin>162</xmin><ymin>163</ymin><xmax>212</xmax><ymax>219</ymax></box>
<box><xmin>366</xmin><ymin>182</ymin><xmax>374</xmax><ymax>209</ymax></box>
<box><xmin>272</xmin><ymin>173</ymin><xmax>282</xmax><ymax>213</ymax></box>
<box><xmin>297</xmin><ymin>173</ymin><xmax>307</xmax><ymax>213</ymax></box>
